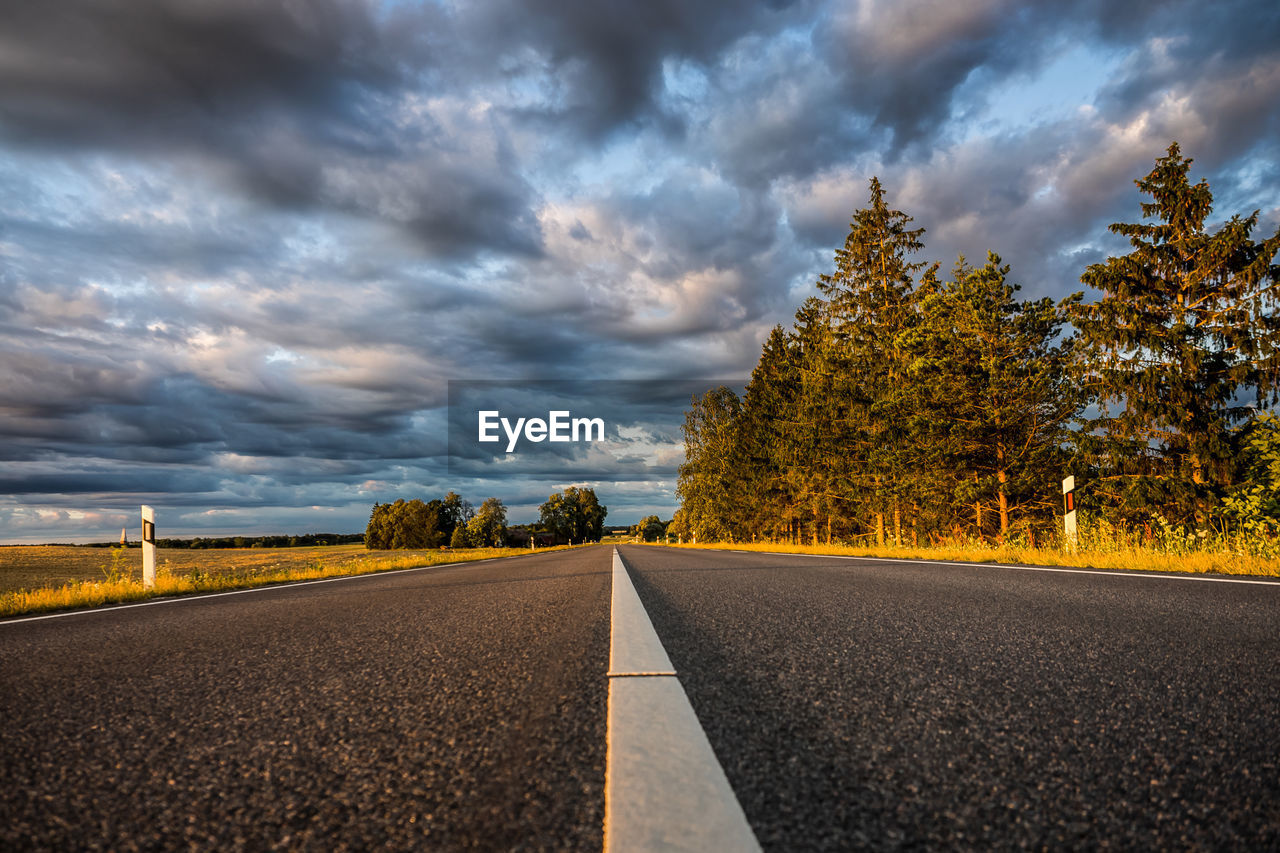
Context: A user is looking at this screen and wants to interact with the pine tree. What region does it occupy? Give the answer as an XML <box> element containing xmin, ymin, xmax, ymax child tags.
<box><xmin>818</xmin><ymin>177</ymin><xmax>927</xmax><ymax>336</ymax></box>
<box><xmin>1072</xmin><ymin>143</ymin><xmax>1280</xmax><ymax>525</ymax></box>
<box><xmin>365</xmin><ymin>502</ymin><xmax>391</xmax><ymax>550</ymax></box>
<box><xmin>817</xmin><ymin>177</ymin><xmax>936</xmax><ymax>544</ymax></box>
<box><xmin>793</xmin><ymin>297</ymin><xmax>863</xmax><ymax>544</ymax></box>
<box><xmin>905</xmin><ymin>253</ymin><xmax>1080</xmax><ymax>540</ymax></box>
<box><xmin>676</xmin><ymin>386</ymin><xmax>746</xmax><ymax>542</ymax></box>
<box><xmin>738</xmin><ymin>325</ymin><xmax>804</xmax><ymax>541</ymax></box>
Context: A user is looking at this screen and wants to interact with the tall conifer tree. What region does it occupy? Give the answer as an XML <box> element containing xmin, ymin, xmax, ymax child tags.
<box><xmin>738</xmin><ymin>325</ymin><xmax>803</xmax><ymax>541</ymax></box>
<box><xmin>905</xmin><ymin>254</ymin><xmax>1080</xmax><ymax>539</ymax></box>
<box><xmin>676</xmin><ymin>386</ymin><xmax>746</xmax><ymax>542</ymax></box>
<box><xmin>817</xmin><ymin>177</ymin><xmax>935</xmax><ymax>543</ymax></box>
<box><xmin>1072</xmin><ymin>143</ymin><xmax>1280</xmax><ymax>525</ymax></box>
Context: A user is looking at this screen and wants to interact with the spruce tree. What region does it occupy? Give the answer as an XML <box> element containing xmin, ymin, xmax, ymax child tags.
<box><xmin>365</xmin><ymin>502</ymin><xmax>391</xmax><ymax>550</ymax></box>
<box><xmin>905</xmin><ymin>253</ymin><xmax>1080</xmax><ymax>540</ymax></box>
<box><xmin>676</xmin><ymin>386</ymin><xmax>745</xmax><ymax>542</ymax></box>
<box><xmin>737</xmin><ymin>325</ymin><xmax>802</xmax><ymax>541</ymax></box>
<box><xmin>1072</xmin><ymin>143</ymin><xmax>1280</xmax><ymax>525</ymax></box>
<box><xmin>817</xmin><ymin>177</ymin><xmax>935</xmax><ymax>544</ymax></box>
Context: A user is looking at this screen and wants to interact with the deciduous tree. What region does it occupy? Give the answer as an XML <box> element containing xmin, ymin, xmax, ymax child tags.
<box><xmin>467</xmin><ymin>497</ymin><xmax>508</xmax><ymax>547</ymax></box>
<box><xmin>538</xmin><ymin>486</ymin><xmax>607</xmax><ymax>543</ymax></box>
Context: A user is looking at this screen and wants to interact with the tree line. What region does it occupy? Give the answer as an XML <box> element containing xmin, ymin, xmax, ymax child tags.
<box><xmin>100</xmin><ymin>533</ymin><xmax>365</xmax><ymax>549</ymax></box>
<box><xmin>630</xmin><ymin>515</ymin><xmax>670</xmax><ymax>542</ymax></box>
<box><xmin>365</xmin><ymin>486</ymin><xmax>607</xmax><ymax>549</ymax></box>
<box><xmin>674</xmin><ymin>144</ymin><xmax>1280</xmax><ymax>546</ymax></box>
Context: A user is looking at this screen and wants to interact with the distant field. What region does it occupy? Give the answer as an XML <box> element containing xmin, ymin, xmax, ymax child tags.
<box><xmin>0</xmin><ymin>543</ymin><xmax>448</xmax><ymax>596</ymax></box>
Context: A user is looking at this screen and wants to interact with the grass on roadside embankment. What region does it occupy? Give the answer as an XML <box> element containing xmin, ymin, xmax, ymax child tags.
<box><xmin>0</xmin><ymin>544</ymin><xmax>576</xmax><ymax>619</ymax></box>
<box><xmin>656</xmin><ymin>540</ymin><xmax>1280</xmax><ymax>577</ymax></box>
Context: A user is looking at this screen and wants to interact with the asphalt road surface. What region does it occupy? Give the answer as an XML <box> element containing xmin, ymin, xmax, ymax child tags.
<box><xmin>3</xmin><ymin>544</ymin><xmax>1278</xmax><ymax>850</ymax></box>
<box><xmin>0</xmin><ymin>548</ymin><xmax>610</xmax><ymax>851</ymax></box>
<box><xmin>620</xmin><ymin>546</ymin><xmax>1280</xmax><ymax>850</ymax></box>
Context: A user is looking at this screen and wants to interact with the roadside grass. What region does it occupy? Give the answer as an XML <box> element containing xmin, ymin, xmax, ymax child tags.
<box><xmin>653</xmin><ymin>539</ymin><xmax>1280</xmax><ymax>577</ymax></box>
<box><xmin>0</xmin><ymin>544</ymin><xmax>575</xmax><ymax>619</ymax></box>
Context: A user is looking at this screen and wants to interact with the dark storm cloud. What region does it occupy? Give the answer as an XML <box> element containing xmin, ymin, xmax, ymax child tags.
<box><xmin>1092</xmin><ymin>0</ymin><xmax>1280</xmax><ymax>112</ymax></box>
<box><xmin>0</xmin><ymin>469</ymin><xmax>221</xmax><ymax>498</ymax></box>
<box><xmin>610</xmin><ymin>173</ymin><xmax>783</xmax><ymax>279</ymax></box>
<box><xmin>2</xmin><ymin>211</ymin><xmax>279</xmax><ymax>289</ymax></box>
<box><xmin>817</xmin><ymin>1</ymin><xmax>1024</xmax><ymax>155</ymax></box>
<box><xmin>714</xmin><ymin>0</ymin><xmax>1280</xmax><ymax>177</ymax></box>
<box><xmin>0</xmin><ymin>0</ymin><xmax>541</xmax><ymax>259</ymax></box>
<box><xmin>0</xmin><ymin>364</ymin><xmax>436</xmax><ymax>465</ymax></box>
<box><xmin>461</xmin><ymin>0</ymin><xmax>807</xmax><ymax>139</ymax></box>
<box><xmin>780</xmin><ymin>0</ymin><xmax>1280</xmax><ymax>299</ymax></box>
<box><xmin>0</xmin><ymin>0</ymin><xmax>460</xmax><ymax>163</ymax></box>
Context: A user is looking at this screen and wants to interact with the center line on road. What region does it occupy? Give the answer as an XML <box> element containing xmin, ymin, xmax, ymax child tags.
<box><xmin>604</xmin><ymin>548</ymin><xmax>760</xmax><ymax>853</ymax></box>
<box><xmin>606</xmin><ymin>671</ymin><xmax>680</xmax><ymax>677</ymax></box>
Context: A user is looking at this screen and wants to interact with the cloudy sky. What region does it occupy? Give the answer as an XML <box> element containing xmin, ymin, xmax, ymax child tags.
<box><xmin>2</xmin><ymin>0</ymin><xmax>1278</xmax><ymax>542</ymax></box>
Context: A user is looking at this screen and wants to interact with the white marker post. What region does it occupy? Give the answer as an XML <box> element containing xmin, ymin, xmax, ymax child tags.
<box><xmin>1062</xmin><ymin>476</ymin><xmax>1077</xmax><ymax>551</ymax></box>
<box><xmin>141</xmin><ymin>505</ymin><xmax>156</xmax><ymax>589</ymax></box>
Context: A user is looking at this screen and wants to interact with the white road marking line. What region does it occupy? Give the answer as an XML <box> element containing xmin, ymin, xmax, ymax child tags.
<box><xmin>710</xmin><ymin>548</ymin><xmax>1280</xmax><ymax>586</ymax></box>
<box><xmin>0</xmin><ymin>553</ymin><xmax>554</xmax><ymax>627</ymax></box>
<box><xmin>609</xmin><ymin>549</ymin><xmax>676</xmax><ymax>677</ymax></box>
<box><xmin>607</xmin><ymin>671</ymin><xmax>680</xmax><ymax>677</ymax></box>
<box><xmin>605</xmin><ymin>549</ymin><xmax>760</xmax><ymax>853</ymax></box>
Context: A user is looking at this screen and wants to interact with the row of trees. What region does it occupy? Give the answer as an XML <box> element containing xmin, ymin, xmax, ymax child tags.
<box><xmin>365</xmin><ymin>487</ymin><xmax>607</xmax><ymax>549</ymax></box>
<box><xmin>538</xmin><ymin>486</ymin><xmax>608</xmax><ymax>543</ymax></box>
<box><xmin>365</xmin><ymin>491</ymin><xmax>502</xmax><ymax>549</ymax></box>
<box><xmin>101</xmin><ymin>533</ymin><xmax>364</xmax><ymax>549</ymax></box>
<box><xmin>676</xmin><ymin>144</ymin><xmax>1280</xmax><ymax>546</ymax></box>
<box><xmin>630</xmin><ymin>515</ymin><xmax>670</xmax><ymax>542</ymax></box>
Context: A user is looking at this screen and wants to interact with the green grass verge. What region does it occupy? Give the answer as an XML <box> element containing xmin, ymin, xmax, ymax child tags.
<box><xmin>0</xmin><ymin>545</ymin><xmax>578</xmax><ymax>619</ymax></box>
<box><xmin>649</xmin><ymin>541</ymin><xmax>1280</xmax><ymax>577</ymax></box>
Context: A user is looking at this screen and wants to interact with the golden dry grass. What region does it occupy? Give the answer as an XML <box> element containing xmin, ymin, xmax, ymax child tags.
<box><xmin>0</xmin><ymin>543</ymin><xmax>573</xmax><ymax>618</ymax></box>
<box><xmin>0</xmin><ymin>543</ymin><xmax>363</xmax><ymax>593</ymax></box>
<box><xmin>659</xmin><ymin>540</ymin><xmax>1280</xmax><ymax>577</ymax></box>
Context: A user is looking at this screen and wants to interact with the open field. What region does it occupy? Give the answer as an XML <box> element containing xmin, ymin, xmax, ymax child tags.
<box><xmin>0</xmin><ymin>543</ymin><xmax>368</xmax><ymax>594</ymax></box>
<box><xmin>660</xmin><ymin>540</ymin><xmax>1280</xmax><ymax>577</ymax></box>
<box><xmin>0</xmin><ymin>543</ymin><xmax>570</xmax><ymax>618</ymax></box>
